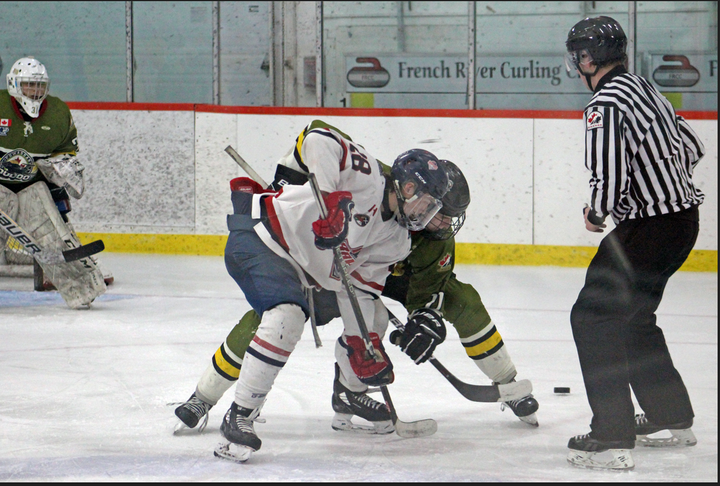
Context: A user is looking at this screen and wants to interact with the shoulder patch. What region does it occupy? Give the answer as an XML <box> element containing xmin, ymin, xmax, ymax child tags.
<box><xmin>438</xmin><ymin>253</ymin><xmax>452</xmax><ymax>271</ymax></box>
<box><xmin>586</xmin><ymin>111</ymin><xmax>603</xmax><ymax>130</ymax></box>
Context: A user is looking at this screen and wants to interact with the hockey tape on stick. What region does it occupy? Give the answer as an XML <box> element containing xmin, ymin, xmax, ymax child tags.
<box><xmin>224</xmin><ymin>146</ymin><xmax>270</xmax><ymax>188</ymax></box>
<box><xmin>308</xmin><ymin>173</ymin><xmax>436</xmax><ymax>438</ymax></box>
<box><xmin>0</xmin><ymin>208</ymin><xmax>104</xmax><ymax>264</ymax></box>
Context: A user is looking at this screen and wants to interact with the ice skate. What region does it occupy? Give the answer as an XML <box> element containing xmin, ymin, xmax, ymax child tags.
<box><xmin>567</xmin><ymin>433</ymin><xmax>635</xmax><ymax>470</ymax></box>
<box><xmin>635</xmin><ymin>413</ymin><xmax>697</xmax><ymax>447</ymax></box>
<box><xmin>498</xmin><ymin>380</ymin><xmax>539</xmax><ymax>426</ymax></box>
<box><xmin>173</xmin><ymin>392</ymin><xmax>213</xmax><ymax>434</ymax></box>
<box><xmin>214</xmin><ymin>402</ymin><xmax>264</xmax><ymax>462</ymax></box>
<box><xmin>331</xmin><ymin>364</ymin><xmax>394</xmax><ymax>434</ymax></box>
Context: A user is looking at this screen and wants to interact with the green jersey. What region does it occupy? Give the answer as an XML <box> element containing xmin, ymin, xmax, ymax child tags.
<box><xmin>0</xmin><ymin>90</ymin><xmax>78</xmax><ymax>192</ymax></box>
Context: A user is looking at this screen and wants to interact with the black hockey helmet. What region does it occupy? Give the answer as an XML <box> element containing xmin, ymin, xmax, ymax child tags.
<box><xmin>391</xmin><ymin>149</ymin><xmax>449</xmax><ymax>231</ymax></box>
<box><xmin>565</xmin><ymin>16</ymin><xmax>627</xmax><ymax>73</ymax></box>
<box><xmin>422</xmin><ymin>160</ymin><xmax>470</xmax><ymax>241</ymax></box>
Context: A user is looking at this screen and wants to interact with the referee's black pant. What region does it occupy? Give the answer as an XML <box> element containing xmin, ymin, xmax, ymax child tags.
<box><xmin>570</xmin><ymin>206</ymin><xmax>699</xmax><ymax>442</ymax></box>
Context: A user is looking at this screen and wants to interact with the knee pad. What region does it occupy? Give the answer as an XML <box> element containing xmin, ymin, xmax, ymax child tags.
<box><xmin>254</xmin><ymin>304</ymin><xmax>306</xmax><ymax>352</ymax></box>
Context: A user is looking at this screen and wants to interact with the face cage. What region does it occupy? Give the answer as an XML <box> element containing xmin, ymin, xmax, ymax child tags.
<box><xmin>20</xmin><ymin>79</ymin><xmax>49</xmax><ymax>101</ymax></box>
<box><xmin>421</xmin><ymin>212</ymin><xmax>466</xmax><ymax>241</ymax></box>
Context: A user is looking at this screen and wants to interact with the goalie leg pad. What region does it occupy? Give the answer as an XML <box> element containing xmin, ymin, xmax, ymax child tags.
<box><xmin>17</xmin><ymin>182</ymin><xmax>105</xmax><ymax>308</ymax></box>
<box><xmin>0</xmin><ymin>186</ymin><xmax>20</xmax><ymax>264</ymax></box>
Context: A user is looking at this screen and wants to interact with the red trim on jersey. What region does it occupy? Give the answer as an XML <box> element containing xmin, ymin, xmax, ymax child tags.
<box><xmin>350</xmin><ymin>270</ymin><xmax>384</xmax><ymax>292</ymax></box>
<box><xmin>262</xmin><ymin>196</ymin><xmax>290</xmax><ymax>252</ymax></box>
<box><xmin>252</xmin><ymin>335</ymin><xmax>291</xmax><ymax>357</ymax></box>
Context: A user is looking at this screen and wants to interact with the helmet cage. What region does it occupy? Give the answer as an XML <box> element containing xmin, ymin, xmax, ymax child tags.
<box><xmin>421</xmin><ymin>159</ymin><xmax>471</xmax><ymax>241</ymax></box>
<box><xmin>7</xmin><ymin>57</ymin><xmax>50</xmax><ymax>118</ymax></box>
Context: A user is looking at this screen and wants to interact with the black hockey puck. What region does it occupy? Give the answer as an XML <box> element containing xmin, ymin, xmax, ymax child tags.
<box><xmin>554</xmin><ymin>387</ymin><xmax>571</xmax><ymax>394</ymax></box>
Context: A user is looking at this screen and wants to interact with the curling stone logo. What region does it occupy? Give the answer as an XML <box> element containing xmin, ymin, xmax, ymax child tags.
<box><xmin>653</xmin><ymin>55</ymin><xmax>700</xmax><ymax>88</ymax></box>
<box><xmin>347</xmin><ymin>57</ymin><xmax>390</xmax><ymax>88</ymax></box>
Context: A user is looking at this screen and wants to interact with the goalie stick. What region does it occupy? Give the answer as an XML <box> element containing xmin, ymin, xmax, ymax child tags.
<box><xmin>386</xmin><ymin>310</ymin><xmax>532</xmax><ymax>402</ymax></box>
<box><xmin>308</xmin><ymin>172</ymin><xmax>436</xmax><ymax>439</ymax></box>
<box><xmin>223</xmin><ymin>145</ymin><xmax>323</xmax><ymax>348</ymax></box>
<box><xmin>0</xmin><ymin>207</ymin><xmax>105</xmax><ymax>264</ymax></box>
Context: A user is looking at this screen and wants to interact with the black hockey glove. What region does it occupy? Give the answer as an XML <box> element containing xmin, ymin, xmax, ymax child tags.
<box><xmin>390</xmin><ymin>308</ymin><xmax>446</xmax><ymax>364</ymax></box>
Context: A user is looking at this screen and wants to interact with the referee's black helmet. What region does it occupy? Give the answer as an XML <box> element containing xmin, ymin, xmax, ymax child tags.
<box><xmin>565</xmin><ymin>16</ymin><xmax>627</xmax><ymax>70</ymax></box>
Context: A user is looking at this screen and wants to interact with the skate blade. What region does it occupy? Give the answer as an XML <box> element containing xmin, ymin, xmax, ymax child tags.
<box><xmin>497</xmin><ymin>379</ymin><xmax>533</xmax><ymax>402</ymax></box>
<box><xmin>214</xmin><ymin>441</ymin><xmax>254</xmax><ymax>463</ymax></box>
<box><xmin>172</xmin><ymin>414</ymin><xmax>208</xmax><ymax>435</ymax></box>
<box><xmin>331</xmin><ymin>414</ymin><xmax>394</xmax><ymax>435</ymax></box>
<box><xmin>395</xmin><ymin>418</ymin><xmax>437</xmax><ymax>438</ymax></box>
<box><xmin>567</xmin><ymin>449</ymin><xmax>635</xmax><ymax>470</ymax></box>
<box><xmin>518</xmin><ymin>413</ymin><xmax>539</xmax><ymax>427</ymax></box>
<box><xmin>637</xmin><ymin>428</ymin><xmax>697</xmax><ymax>447</ymax></box>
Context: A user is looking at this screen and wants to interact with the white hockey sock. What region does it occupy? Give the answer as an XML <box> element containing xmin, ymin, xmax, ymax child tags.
<box><xmin>474</xmin><ymin>345</ymin><xmax>517</xmax><ymax>385</ymax></box>
<box><xmin>233</xmin><ymin>304</ymin><xmax>305</xmax><ymax>409</ymax></box>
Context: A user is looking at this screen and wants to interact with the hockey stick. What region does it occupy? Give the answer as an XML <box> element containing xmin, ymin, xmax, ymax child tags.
<box><xmin>224</xmin><ymin>145</ymin><xmax>322</xmax><ymax>348</ymax></box>
<box><xmin>386</xmin><ymin>310</ymin><xmax>533</xmax><ymax>402</ymax></box>
<box><xmin>308</xmin><ymin>172</ymin><xmax>436</xmax><ymax>439</ymax></box>
<box><xmin>0</xmin><ymin>207</ymin><xmax>105</xmax><ymax>265</ymax></box>
<box><xmin>224</xmin><ymin>146</ymin><xmax>270</xmax><ymax>188</ymax></box>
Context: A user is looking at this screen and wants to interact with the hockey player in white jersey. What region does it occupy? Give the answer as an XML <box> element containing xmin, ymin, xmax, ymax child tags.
<box><xmin>213</xmin><ymin>122</ymin><xmax>449</xmax><ymax>462</ymax></box>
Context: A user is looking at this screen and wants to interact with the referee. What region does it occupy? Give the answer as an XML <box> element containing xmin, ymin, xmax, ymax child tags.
<box><xmin>563</xmin><ymin>16</ymin><xmax>705</xmax><ymax>470</ymax></box>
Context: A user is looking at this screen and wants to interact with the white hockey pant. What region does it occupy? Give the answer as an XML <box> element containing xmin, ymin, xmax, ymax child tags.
<box><xmin>17</xmin><ymin>182</ymin><xmax>106</xmax><ymax>308</ymax></box>
<box><xmin>335</xmin><ymin>295</ymin><xmax>389</xmax><ymax>392</ymax></box>
<box><xmin>233</xmin><ymin>304</ymin><xmax>305</xmax><ymax>410</ymax></box>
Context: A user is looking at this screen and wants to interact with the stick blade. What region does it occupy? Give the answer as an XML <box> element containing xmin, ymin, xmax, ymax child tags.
<box><xmin>395</xmin><ymin>418</ymin><xmax>437</xmax><ymax>438</ymax></box>
<box><xmin>62</xmin><ymin>239</ymin><xmax>105</xmax><ymax>262</ymax></box>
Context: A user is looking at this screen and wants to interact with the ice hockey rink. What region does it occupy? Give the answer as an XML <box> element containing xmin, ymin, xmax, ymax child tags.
<box><xmin>0</xmin><ymin>253</ymin><xmax>716</xmax><ymax>482</ymax></box>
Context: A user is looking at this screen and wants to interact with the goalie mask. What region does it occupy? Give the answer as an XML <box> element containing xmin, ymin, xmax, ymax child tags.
<box><xmin>391</xmin><ymin>149</ymin><xmax>449</xmax><ymax>232</ymax></box>
<box><xmin>7</xmin><ymin>57</ymin><xmax>50</xmax><ymax>118</ymax></box>
<box><xmin>422</xmin><ymin>160</ymin><xmax>470</xmax><ymax>241</ymax></box>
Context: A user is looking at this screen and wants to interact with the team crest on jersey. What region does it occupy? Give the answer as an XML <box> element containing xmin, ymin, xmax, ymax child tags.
<box><xmin>353</xmin><ymin>213</ymin><xmax>370</xmax><ymax>227</ymax></box>
<box><xmin>586</xmin><ymin>112</ymin><xmax>603</xmax><ymax>130</ymax></box>
<box><xmin>330</xmin><ymin>242</ymin><xmax>363</xmax><ymax>281</ymax></box>
<box><xmin>0</xmin><ymin>149</ymin><xmax>37</xmax><ymax>183</ymax></box>
<box><xmin>438</xmin><ymin>253</ymin><xmax>452</xmax><ymax>271</ymax></box>
<box><xmin>0</xmin><ymin>127</ymin><xmax>9</xmax><ymax>136</ymax></box>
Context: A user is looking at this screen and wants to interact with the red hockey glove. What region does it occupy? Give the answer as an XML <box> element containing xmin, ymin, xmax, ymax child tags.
<box><xmin>341</xmin><ymin>333</ymin><xmax>394</xmax><ymax>386</ymax></box>
<box><xmin>312</xmin><ymin>191</ymin><xmax>355</xmax><ymax>250</ymax></box>
<box><xmin>390</xmin><ymin>308</ymin><xmax>446</xmax><ymax>364</ymax></box>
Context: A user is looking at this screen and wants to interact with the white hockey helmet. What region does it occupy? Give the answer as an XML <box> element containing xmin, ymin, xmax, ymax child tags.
<box><xmin>7</xmin><ymin>57</ymin><xmax>50</xmax><ymax>118</ymax></box>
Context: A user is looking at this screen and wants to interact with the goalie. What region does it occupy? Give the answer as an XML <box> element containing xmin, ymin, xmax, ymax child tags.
<box><xmin>0</xmin><ymin>56</ymin><xmax>107</xmax><ymax>308</ymax></box>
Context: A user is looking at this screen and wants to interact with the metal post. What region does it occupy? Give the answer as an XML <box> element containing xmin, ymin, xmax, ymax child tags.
<box><xmin>125</xmin><ymin>1</ymin><xmax>133</xmax><ymax>102</ymax></box>
<box><xmin>212</xmin><ymin>1</ymin><xmax>220</xmax><ymax>105</ymax></box>
<box><xmin>627</xmin><ymin>1</ymin><xmax>637</xmax><ymax>74</ymax></box>
<box><xmin>315</xmin><ymin>1</ymin><xmax>323</xmax><ymax>107</ymax></box>
<box><xmin>467</xmin><ymin>1</ymin><xmax>476</xmax><ymax>109</ymax></box>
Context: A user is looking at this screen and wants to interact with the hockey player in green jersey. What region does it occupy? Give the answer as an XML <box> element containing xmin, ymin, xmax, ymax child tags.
<box><xmin>174</xmin><ymin>120</ymin><xmax>538</xmax><ymax>435</ymax></box>
<box><xmin>0</xmin><ymin>56</ymin><xmax>109</xmax><ymax>307</ymax></box>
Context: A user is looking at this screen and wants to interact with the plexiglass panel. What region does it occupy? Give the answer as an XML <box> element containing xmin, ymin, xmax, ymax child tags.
<box><xmin>473</xmin><ymin>1</ymin><xmax>629</xmax><ymax>110</ymax></box>
<box><xmin>637</xmin><ymin>1</ymin><xmax>718</xmax><ymax>110</ymax></box>
<box><xmin>323</xmin><ymin>1</ymin><xmax>471</xmax><ymax>108</ymax></box>
<box><xmin>0</xmin><ymin>1</ymin><xmax>126</xmax><ymax>102</ymax></box>
<box><xmin>132</xmin><ymin>2</ymin><xmax>213</xmax><ymax>103</ymax></box>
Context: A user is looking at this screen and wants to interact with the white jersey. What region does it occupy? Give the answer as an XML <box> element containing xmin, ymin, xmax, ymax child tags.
<box><xmin>252</xmin><ymin>126</ymin><xmax>410</xmax><ymax>296</ymax></box>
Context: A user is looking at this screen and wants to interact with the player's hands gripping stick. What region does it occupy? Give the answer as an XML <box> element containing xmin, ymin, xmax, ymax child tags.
<box><xmin>340</xmin><ymin>333</ymin><xmax>394</xmax><ymax>386</ymax></box>
<box><xmin>390</xmin><ymin>308</ymin><xmax>446</xmax><ymax>364</ymax></box>
<box><xmin>312</xmin><ymin>191</ymin><xmax>354</xmax><ymax>250</ymax></box>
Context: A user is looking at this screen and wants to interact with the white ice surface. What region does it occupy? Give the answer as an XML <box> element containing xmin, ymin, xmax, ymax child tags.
<box><xmin>1</xmin><ymin>253</ymin><xmax>717</xmax><ymax>482</ymax></box>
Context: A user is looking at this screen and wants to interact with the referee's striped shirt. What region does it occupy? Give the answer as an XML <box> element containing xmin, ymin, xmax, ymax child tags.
<box><xmin>583</xmin><ymin>65</ymin><xmax>705</xmax><ymax>223</ymax></box>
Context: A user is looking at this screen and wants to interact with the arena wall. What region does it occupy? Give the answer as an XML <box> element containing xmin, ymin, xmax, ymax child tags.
<box><xmin>67</xmin><ymin>104</ymin><xmax>717</xmax><ymax>270</ymax></box>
